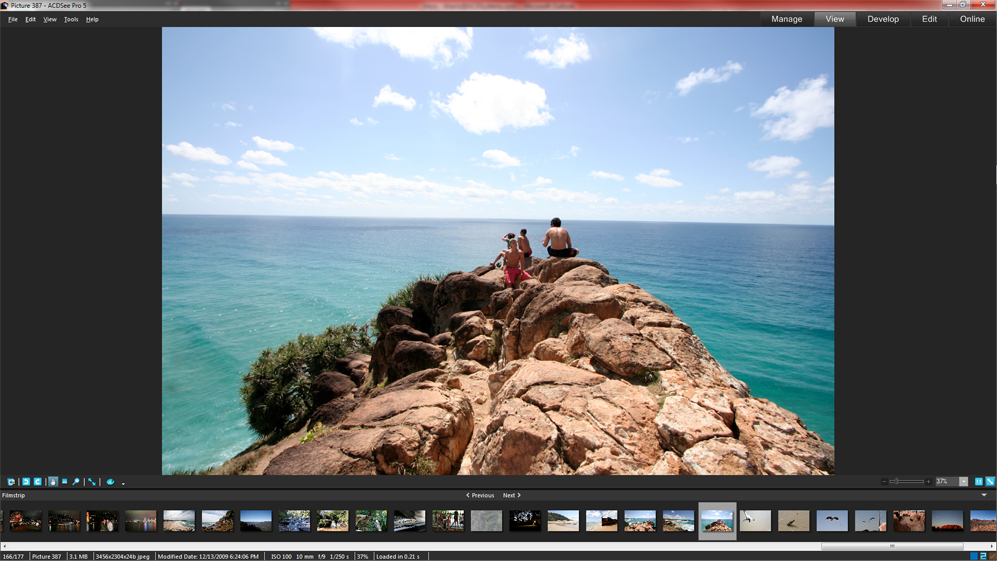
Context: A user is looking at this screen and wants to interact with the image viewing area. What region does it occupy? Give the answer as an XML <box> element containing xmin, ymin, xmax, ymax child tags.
<box><xmin>0</xmin><ymin>1</ymin><xmax>996</xmax><ymax>561</ymax></box>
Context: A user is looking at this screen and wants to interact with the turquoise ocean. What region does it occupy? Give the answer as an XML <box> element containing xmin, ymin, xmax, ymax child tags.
<box><xmin>162</xmin><ymin>215</ymin><xmax>834</xmax><ymax>474</ymax></box>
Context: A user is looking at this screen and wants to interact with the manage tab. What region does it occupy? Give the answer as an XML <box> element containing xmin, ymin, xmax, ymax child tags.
<box><xmin>761</xmin><ymin>12</ymin><xmax>813</xmax><ymax>26</ymax></box>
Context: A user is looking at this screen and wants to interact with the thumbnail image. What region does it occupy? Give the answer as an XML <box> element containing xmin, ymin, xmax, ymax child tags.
<box><xmin>49</xmin><ymin>510</ymin><xmax>80</xmax><ymax>532</ymax></box>
<box><xmin>893</xmin><ymin>510</ymin><xmax>925</xmax><ymax>532</ymax></box>
<box><xmin>161</xmin><ymin>28</ymin><xmax>836</xmax><ymax>479</ymax></box>
<box><xmin>548</xmin><ymin>510</ymin><xmax>579</xmax><ymax>532</ymax></box>
<box><xmin>240</xmin><ymin>510</ymin><xmax>272</xmax><ymax>532</ymax></box>
<box><xmin>854</xmin><ymin>510</ymin><xmax>886</xmax><ymax>532</ymax></box>
<box><xmin>202</xmin><ymin>510</ymin><xmax>234</xmax><ymax>532</ymax></box>
<box><xmin>662</xmin><ymin>510</ymin><xmax>695</xmax><ymax>532</ymax></box>
<box><xmin>470</xmin><ymin>510</ymin><xmax>502</xmax><ymax>532</ymax></box>
<box><xmin>355</xmin><ymin>510</ymin><xmax>387</xmax><ymax>532</ymax></box>
<box><xmin>971</xmin><ymin>510</ymin><xmax>997</xmax><ymax>532</ymax></box>
<box><xmin>317</xmin><ymin>510</ymin><xmax>348</xmax><ymax>532</ymax></box>
<box><xmin>10</xmin><ymin>510</ymin><xmax>42</xmax><ymax>531</ymax></box>
<box><xmin>701</xmin><ymin>509</ymin><xmax>733</xmax><ymax>532</ymax></box>
<box><xmin>279</xmin><ymin>510</ymin><xmax>310</xmax><ymax>532</ymax></box>
<box><xmin>87</xmin><ymin>510</ymin><xmax>118</xmax><ymax>532</ymax></box>
<box><xmin>164</xmin><ymin>510</ymin><xmax>195</xmax><ymax>532</ymax></box>
<box><xmin>816</xmin><ymin>510</ymin><xmax>847</xmax><ymax>532</ymax></box>
<box><xmin>394</xmin><ymin>510</ymin><xmax>425</xmax><ymax>532</ymax></box>
<box><xmin>739</xmin><ymin>510</ymin><xmax>771</xmax><ymax>532</ymax></box>
<box><xmin>433</xmin><ymin>510</ymin><xmax>465</xmax><ymax>532</ymax></box>
<box><xmin>930</xmin><ymin>510</ymin><xmax>964</xmax><ymax>532</ymax></box>
<box><xmin>624</xmin><ymin>510</ymin><xmax>656</xmax><ymax>532</ymax></box>
<box><xmin>507</xmin><ymin>510</ymin><xmax>539</xmax><ymax>532</ymax></box>
<box><xmin>778</xmin><ymin>510</ymin><xmax>809</xmax><ymax>532</ymax></box>
<box><xmin>586</xmin><ymin>510</ymin><xmax>618</xmax><ymax>532</ymax></box>
<box><xmin>125</xmin><ymin>510</ymin><xmax>158</xmax><ymax>532</ymax></box>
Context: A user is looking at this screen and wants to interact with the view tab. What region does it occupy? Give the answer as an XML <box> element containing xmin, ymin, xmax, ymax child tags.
<box><xmin>814</xmin><ymin>11</ymin><xmax>856</xmax><ymax>26</ymax></box>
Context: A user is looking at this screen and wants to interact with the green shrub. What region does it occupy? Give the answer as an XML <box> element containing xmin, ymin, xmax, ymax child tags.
<box><xmin>371</xmin><ymin>272</ymin><xmax>448</xmax><ymax>337</ymax></box>
<box><xmin>240</xmin><ymin>323</ymin><xmax>374</xmax><ymax>438</ymax></box>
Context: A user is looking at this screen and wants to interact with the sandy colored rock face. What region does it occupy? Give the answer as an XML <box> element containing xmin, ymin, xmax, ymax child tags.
<box><xmin>530</xmin><ymin>257</ymin><xmax>611</xmax><ymax>284</ymax></box>
<box><xmin>584</xmin><ymin>318</ymin><xmax>674</xmax><ymax>378</ymax></box>
<box><xmin>454</xmin><ymin>315</ymin><xmax>488</xmax><ymax>350</ymax></box>
<box><xmin>622</xmin><ymin>307</ymin><xmax>691</xmax><ymax>333</ymax></box>
<box><xmin>533</xmin><ymin>337</ymin><xmax>570</xmax><ymax>363</ymax></box>
<box><xmin>503</xmin><ymin>283</ymin><xmax>623</xmax><ymax>362</ymax></box>
<box><xmin>606</xmin><ymin>283</ymin><xmax>673</xmax><ymax>314</ymax></box>
<box><xmin>680</xmin><ymin>437</ymin><xmax>754</xmax><ymax>475</ymax></box>
<box><xmin>266</xmin><ymin>383</ymin><xmax>473</xmax><ymax>475</ymax></box>
<box><xmin>732</xmin><ymin>397</ymin><xmax>834</xmax><ymax>475</ymax></box>
<box><xmin>461</xmin><ymin>334</ymin><xmax>491</xmax><ymax>361</ymax></box>
<box><xmin>565</xmin><ymin>312</ymin><xmax>601</xmax><ymax>357</ymax></box>
<box><xmin>655</xmin><ymin>396</ymin><xmax>733</xmax><ymax>454</ymax></box>
<box><xmin>640</xmin><ymin>327</ymin><xmax>749</xmax><ymax>398</ymax></box>
<box><xmin>554</xmin><ymin>265</ymin><xmax>615</xmax><ymax>287</ymax></box>
<box><xmin>471</xmin><ymin>361</ymin><xmax>663</xmax><ymax>475</ymax></box>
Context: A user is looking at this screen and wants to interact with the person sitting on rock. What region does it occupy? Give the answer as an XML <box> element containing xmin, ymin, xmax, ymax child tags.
<box><xmin>517</xmin><ymin>228</ymin><xmax>533</xmax><ymax>268</ymax></box>
<box><xmin>491</xmin><ymin>238</ymin><xmax>526</xmax><ymax>289</ymax></box>
<box><xmin>542</xmin><ymin>217</ymin><xmax>580</xmax><ymax>258</ymax></box>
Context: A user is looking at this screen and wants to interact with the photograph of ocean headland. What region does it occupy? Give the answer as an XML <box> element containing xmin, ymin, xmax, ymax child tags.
<box><xmin>164</xmin><ymin>510</ymin><xmax>195</xmax><ymax>532</ymax></box>
<box><xmin>548</xmin><ymin>510</ymin><xmax>579</xmax><ymax>532</ymax></box>
<box><xmin>662</xmin><ymin>510</ymin><xmax>695</xmax><ymax>532</ymax></box>
<box><xmin>162</xmin><ymin>27</ymin><xmax>834</xmax><ymax>477</ymax></box>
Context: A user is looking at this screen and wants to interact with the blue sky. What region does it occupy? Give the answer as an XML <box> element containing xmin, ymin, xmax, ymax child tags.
<box><xmin>163</xmin><ymin>27</ymin><xmax>833</xmax><ymax>225</ymax></box>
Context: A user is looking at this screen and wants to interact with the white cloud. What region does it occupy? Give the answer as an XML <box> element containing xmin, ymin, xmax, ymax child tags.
<box><xmin>735</xmin><ymin>106</ymin><xmax>745</xmax><ymax>112</ymax></box>
<box><xmin>433</xmin><ymin>72</ymin><xmax>553</xmax><ymax>134</ymax></box>
<box><xmin>373</xmin><ymin>85</ymin><xmax>416</xmax><ymax>111</ymax></box>
<box><xmin>164</xmin><ymin>142</ymin><xmax>232</xmax><ymax>165</ymax></box>
<box><xmin>225</xmin><ymin>121</ymin><xmax>241</xmax><ymax>127</ymax></box>
<box><xmin>822</xmin><ymin>176</ymin><xmax>835</xmax><ymax>185</ymax></box>
<box><xmin>367</xmin><ymin>117</ymin><xmax>378</xmax><ymax>125</ymax></box>
<box><xmin>720</xmin><ymin>187</ymin><xmax>731</xmax><ymax>193</ymax></box>
<box><xmin>237</xmin><ymin>160</ymin><xmax>262</xmax><ymax>171</ymax></box>
<box><xmin>621</xmin><ymin>187</ymin><xmax>631</xmax><ymax>192</ymax></box>
<box><xmin>168</xmin><ymin>172</ymin><xmax>200</xmax><ymax>182</ymax></box>
<box><xmin>510</xmin><ymin>172</ymin><xmax>516</xmax><ymax>181</ymax></box>
<box><xmin>680</xmin><ymin>137</ymin><xmax>699</xmax><ymax>143</ymax></box>
<box><xmin>734</xmin><ymin>190</ymin><xmax>776</xmax><ymax>201</ymax></box>
<box><xmin>636</xmin><ymin>168</ymin><xmax>682</xmax><ymax>188</ymax></box>
<box><xmin>349</xmin><ymin>118</ymin><xmax>364</xmax><ymax>126</ymax></box>
<box><xmin>522</xmin><ymin>176</ymin><xmax>553</xmax><ymax>188</ymax></box>
<box><xmin>590</xmin><ymin>170</ymin><xmax>624</xmax><ymax>181</ymax></box>
<box><xmin>512</xmin><ymin>186</ymin><xmax>599</xmax><ymax>204</ymax></box>
<box><xmin>570</xmin><ymin>146</ymin><xmax>581</xmax><ymax>157</ymax></box>
<box><xmin>221</xmin><ymin>102</ymin><xmax>236</xmax><ymax>111</ymax></box>
<box><xmin>213</xmin><ymin>175</ymin><xmax>252</xmax><ymax>185</ymax></box>
<box><xmin>747</xmin><ymin>155</ymin><xmax>802</xmax><ymax>178</ymax></box>
<box><xmin>252</xmin><ymin>136</ymin><xmax>297</xmax><ymax>152</ymax></box>
<box><xmin>603</xmin><ymin>197</ymin><xmax>618</xmax><ymax>204</ymax></box>
<box><xmin>312</xmin><ymin>27</ymin><xmax>473</xmax><ymax>68</ymax></box>
<box><xmin>642</xmin><ymin>90</ymin><xmax>661</xmax><ymax>104</ymax></box>
<box><xmin>241</xmin><ymin>150</ymin><xmax>288</xmax><ymax>166</ymax></box>
<box><xmin>385</xmin><ymin>154</ymin><xmax>402</xmax><ymax>160</ymax></box>
<box><xmin>796</xmin><ymin>171</ymin><xmax>811</xmax><ymax>179</ymax></box>
<box><xmin>676</xmin><ymin>61</ymin><xmax>744</xmax><ymax>96</ymax></box>
<box><xmin>751</xmin><ymin>75</ymin><xmax>835</xmax><ymax>141</ymax></box>
<box><xmin>526</xmin><ymin>33</ymin><xmax>591</xmax><ymax>68</ymax></box>
<box><xmin>481</xmin><ymin>149</ymin><xmax>521</xmax><ymax>168</ymax></box>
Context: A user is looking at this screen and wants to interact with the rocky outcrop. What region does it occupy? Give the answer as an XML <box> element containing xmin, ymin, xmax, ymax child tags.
<box><xmin>247</xmin><ymin>255</ymin><xmax>833</xmax><ymax>477</ymax></box>
<box><xmin>625</xmin><ymin>521</ymin><xmax>655</xmax><ymax>532</ymax></box>
<box><xmin>704</xmin><ymin>519</ymin><xmax>733</xmax><ymax>532</ymax></box>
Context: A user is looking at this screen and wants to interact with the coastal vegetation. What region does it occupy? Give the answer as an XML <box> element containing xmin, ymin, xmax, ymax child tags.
<box><xmin>239</xmin><ymin>323</ymin><xmax>374</xmax><ymax>438</ymax></box>
<box><xmin>371</xmin><ymin>272</ymin><xmax>448</xmax><ymax>336</ymax></box>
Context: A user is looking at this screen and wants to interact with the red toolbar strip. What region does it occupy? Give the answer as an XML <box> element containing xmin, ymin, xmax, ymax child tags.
<box><xmin>290</xmin><ymin>0</ymin><xmax>951</xmax><ymax>9</ymax></box>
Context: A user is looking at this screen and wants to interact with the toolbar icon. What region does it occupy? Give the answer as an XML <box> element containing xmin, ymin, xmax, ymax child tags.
<box><xmin>48</xmin><ymin>476</ymin><xmax>59</xmax><ymax>487</ymax></box>
<box><xmin>72</xmin><ymin>477</ymin><xmax>81</xmax><ymax>486</ymax></box>
<box><xmin>6</xmin><ymin>478</ymin><xmax>16</xmax><ymax>486</ymax></box>
<box><xmin>986</xmin><ymin>477</ymin><xmax>996</xmax><ymax>487</ymax></box>
<box><xmin>22</xmin><ymin>477</ymin><xmax>31</xmax><ymax>486</ymax></box>
<box><xmin>975</xmin><ymin>477</ymin><xmax>984</xmax><ymax>486</ymax></box>
<box><xmin>87</xmin><ymin>477</ymin><xmax>98</xmax><ymax>486</ymax></box>
<box><xmin>33</xmin><ymin>477</ymin><xmax>43</xmax><ymax>486</ymax></box>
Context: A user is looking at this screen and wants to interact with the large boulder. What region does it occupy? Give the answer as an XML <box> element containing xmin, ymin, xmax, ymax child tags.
<box><xmin>333</xmin><ymin>353</ymin><xmax>370</xmax><ymax>386</ymax></box>
<box><xmin>310</xmin><ymin>372</ymin><xmax>356</xmax><ymax>406</ymax></box>
<box><xmin>584</xmin><ymin>318</ymin><xmax>674</xmax><ymax>378</ymax></box>
<box><xmin>640</xmin><ymin>327</ymin><xmax>750</xmax><ymax>398</ymax></box>
<box><xmin>410</xmin><ymin>280</ymin><xmax>438</xmax><ymax>334</ymax></box>
<box><xmin>375</xmin><ymin>368</ymin><xmax>445</xmax><ymax>396</ymax></box>
<box><xmin>605</xmin><ymin>283</ymin><xmax>673</xmax><ymax>314</ymax></box>
<box><xmin>375</xmin><ymin>306</ymin><xmax>415</xmax><ymax>335</ymax></box>
<box><xmin>503</xmin><ymin>283</ymin><xmax>623</xmax><ymax>362</ymax></box>
<box><xmin>533</xmin><ymin>338</ymin><xmax>570</xmax><ymax>362</ymax></box>
<box><xmin>565</xmin><ymin>312</ymin><xmax>601</xmax><ymax>357</ymax></box>
<box><xmin>470</xmin><ymin>361</ymin><xmax>663</xmax><ymax>475</ymax></box>
<box><xmin>654</xmin><ymin>396</ymin><xmax>733</xmax><ymax>454</ymax></box>
<box><xmin>453</xmin><ymin>313</ymin><xmax>489</xmax><ymax>350</ymax></box>
<box><xmin>461</xmin><ymin>334</ymin><xmax>491</xmax><ymax>361</ymax></box>
<box><xmin>680</xmin><ymin>437</ymin><xmax>755</xmax><ymax>475</ymax></box>
<box><xmin>530</xmin><ymin>257</ymin><xmax>611</xmax><ymax>284</ymax></box>
<box><xmin>554</xmin><ymin>265</ymin><xmax>615</xmax><ymax>287</ymax></box>
<box><xmin>732</xmin><ymin>397</ymin><xmax>835</xmax><ymax>475</ymax></box>
<box><xmin>265</xmin><ymin>383</ymin><xmax>473</xmax><ymax>475</ymax></box>
<box><xmin>308</xmin><ymin>396</ymin><xmax>358</xmax><ymax>429</ymax></box>
<box><xmin>368</xmin><ymin>325</ymin><xmax>432</xmax><ymax>386</ymax></box>
<box><xmin>386</xmin><ymin>341</ymin><xmax>446</xmax><ymax>383</ymax></box>
<box><xmin>622</xmin><ymin>307</ymin><xmax>691</xmax><ymax>333</ymax></box>
<box><xmin>432</xmin><ymin>272</ymin><xmax>504</xmax><ymax>335</ymax></box>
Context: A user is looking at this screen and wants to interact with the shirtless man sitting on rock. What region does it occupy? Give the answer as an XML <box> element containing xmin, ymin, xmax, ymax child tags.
<box><xmin>542</xmin><ymin>217</ymin><xmax>580</xmax><ymax>258</ymax></box>
<box><xmin>491</xmin><ymin>238</ymin><xmax>526</xmax><ymax>289</ymax></box>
